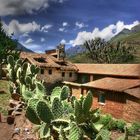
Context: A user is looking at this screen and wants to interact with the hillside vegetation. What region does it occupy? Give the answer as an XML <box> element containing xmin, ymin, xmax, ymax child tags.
<box><xmin>68</xmin><ymin>24</ymin><xmax>140</xmax><ymax>63</ymax></box>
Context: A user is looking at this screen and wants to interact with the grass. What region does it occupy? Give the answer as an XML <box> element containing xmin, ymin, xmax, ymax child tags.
<box><xmin>0</xmin><ymin>80</ymin><xmax>11</xmax><ymax>116</ymax></box>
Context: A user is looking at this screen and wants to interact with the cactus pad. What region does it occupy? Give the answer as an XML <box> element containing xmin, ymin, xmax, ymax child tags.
<box><xmin>60</xmin><ymin>86</ymin><xmax>70</xmax><ymax>101</ymax></box>
<box><xmin>52</xmin><ymin>97</ymin><xmax>64</xmax><ymax>119</ymax></box>
<box><xmin>69</xmin><ymin>122</ymin><xmax>82</xmax><ymax>140</ymax></box>
<box><xmin>26</xmin><ymin>106</ymin><xmax>40</xmax><ymax>125</ymax></box>
<box><xmin>37</xmin><ymin>101</ymin><xmax>53</xmax><ymax>124</ymax></box>
<box><xmin>82</xmin><ymin>91</ymin><xmax>93</xmax><ymax>113</ymax></box>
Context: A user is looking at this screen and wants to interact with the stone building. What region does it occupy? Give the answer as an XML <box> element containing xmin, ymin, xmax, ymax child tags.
<box><xmin>20</xmin><ymin>45</ymin><xmax>78</xmax><ymax>85</ymax></box>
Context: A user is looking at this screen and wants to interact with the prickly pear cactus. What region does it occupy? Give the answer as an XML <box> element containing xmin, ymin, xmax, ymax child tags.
<box><xmin>60</xmin><ymin>86</ymin><xmax>70</xmax><ymax>101</ymax></box>
<box><xmin>30</xmin><ymin>64</ymin><xmax>36</xmax><ymax>74</ymax></box>
<box><xmin>95</xmin><ymin>129</ymin><xmax>110</xmax><ymax>140</ymax></box>
<box><xmin>16</xmin><ymin>59</ymin><xmax>22</xmax><ymax>65</ymax></box>
<box><xmin>71</xmin><ymin>96</ymin><xmax>76</xmax><ymax>108</ymax></box>
<box><xmin>35</xmin><ymin>82</ymin><xmax>46</xmax><ymax>95</ymax></box>
<box><xmin>69</xmin><ymin>122</ymin><xmax>83</xmax><ymax>140</ymax></box>
<box><xmin>7</xmin><ymin>55</ymin><xmax>15</xmax><ymax>67</ymax></box>
<box><xmin>26</xmin><ymin>106</ymin><xmax>41</xmax><ymax>125</ymax></box>
<box><xmin>52</xmin><ymin>97</ymin><xmax>64</xmax><ymax>119</ymax></box>
<box><xmin>22</xmin><ymin>90</ymin><xmax>34</xmax><ymax>101</ymax></box>
<box><xmin>26</xmin><ymin>98</ymin><xmax>41</xmax><ymax>125</ymax></box>
<box><xmin>37</xmin><ymin>101</ymin><xmax>53</xmax><ymax>124</ymax></box>
<box><xmin>22</xmin><ymin>62</ymin><xmax>28</xmax><ymax>72</ymax></box>
<box><xmin>82</xmin><ymin>91</ymin><xmax>93</xmax><ymax>114</ymax></box>
<box><xmin>39</xmin><ymin>123</ymin><xmax>51</xmax><ymax>139</ymax></box>
<box><xmin>25</xmin><ymin>76</ymin><xmax>32</xmax><ymax>85</ymax></box>
<box><xmin>74</xmin><ymin>100</ymin><xmax>83</xmax><ymax>123</ymax></box>
<box><xmin>51</xmin><ymin>86</ymin><xmax>62</xmax><ymax>103</ymax></box>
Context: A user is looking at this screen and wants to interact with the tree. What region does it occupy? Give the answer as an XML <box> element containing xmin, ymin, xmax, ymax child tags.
<box><xmin>0</xmin><ymin>20</ymin><xmax>19</xmax><ymax>79</ymax></box>
<box><xmin>83</xmin><ymin>38</ymin><xmax>135</xmax><ymax>63</ymax></box>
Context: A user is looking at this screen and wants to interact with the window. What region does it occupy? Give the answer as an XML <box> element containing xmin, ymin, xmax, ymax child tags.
<box><xmin>48</xmin><ymin>69</ymin><xmax>52</xmax><ymax>75</ymax></box>
<box><xmin>34</xmin><ymin>57</ymin><xmax>46</xmax><ymax>63</ymax></box>
<box><xmin>98</xmin><ymin>93</ymin><xmax>105</xmax><ymax>104</ymax></box>
<box><xmin>41</xmin><ymin>69</ymin><xmax>44</xmax><ymax>74</ymax></box>
<box><xmin>62</xmin><ymin>72</ymin><xmax>65</xmax><ymax>77</ymax></box>
<box><xmin>69</xmin><ymin>72</ymin><xmax>72</xmax><ymax>77</ymax></box>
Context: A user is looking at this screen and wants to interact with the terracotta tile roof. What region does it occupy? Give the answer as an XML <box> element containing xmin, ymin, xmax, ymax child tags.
<box><xmin>124</xmin><ymin>87</ymin><xmax>140</xmax><ymax>99</ymax></box>
<box><xmin>20</xmin><ymin>52</ymin><xmax>78</xmax><ymax>71</ymax></box>
<box><xmin>75</xmin><ymin>64</ymin><xmax>140</xmax><ymax>77</ymax></box>
<box><xmin>82</xmin><ymin>77</ymin><xmax>140</xmax><ymax>92</ymax></box>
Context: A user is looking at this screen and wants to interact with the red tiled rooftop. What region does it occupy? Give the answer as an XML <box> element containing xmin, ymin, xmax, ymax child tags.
<box><xmin>75</xmin><ymin>64</ymin><xmax>140</xmax><ymax>77</ymax></box>
<box><xmin>82</xmin><ymin>77</ymin><xmax>140</xmax><ymax>92</ymax></box>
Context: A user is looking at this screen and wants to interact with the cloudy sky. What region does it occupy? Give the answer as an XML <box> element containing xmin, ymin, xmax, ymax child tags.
<box><xmin>1</xmin><ymin>0</ymin><xmax>140</xmax><ymax>52</ymax></box>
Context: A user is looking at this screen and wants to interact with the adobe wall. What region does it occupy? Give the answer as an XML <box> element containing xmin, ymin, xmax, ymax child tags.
<box><xmin>38</xmin><ymin>68</ymin><xmax>77</xmax><ymax>84</ymax></box>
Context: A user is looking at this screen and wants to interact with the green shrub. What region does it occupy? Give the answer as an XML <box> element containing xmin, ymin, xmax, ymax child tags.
<box><xmin>128</xmin><ymin>122</ymin><xmax>140</xmax><ymax>136</ymax></box>
<box><xmin>99</xmin><ymin>114</ymin><xmax>112</xmax><ymax>126</ymax></box>
<box><xmin>116</xmin><ymin>119</ymin><xmax>126</xmax><ymax>132</ymax></box>
<box><xmin>107</xmin><ymin>119</ymin><xmax>117</xmax><ymax>130</ymax></box>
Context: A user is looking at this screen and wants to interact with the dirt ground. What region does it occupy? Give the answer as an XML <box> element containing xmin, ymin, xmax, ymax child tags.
<box><xmin>0</xmin><ymin>113</ymin><xmax>37</xmax><ymax>140</ymax></box>
<box><xmin>0</xmin><ymin>116</ymin><xmax>14</xmax><ymax>140</ymax></box>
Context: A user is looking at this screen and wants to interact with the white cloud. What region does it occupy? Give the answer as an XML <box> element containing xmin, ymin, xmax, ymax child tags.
<box><xmin>59</xmin><ymin>27</ymin><xmax>65</xmax><ymax>32</ymax></box>
<box><xmin>0</xmin><ymin>0</ymin><xmax>65</xmax><ymax>16</ymax></box>
<box><xmin>73</xmin><ymin>20</ymin><xmax>139</xmax><ymax>46</ymax></box>
<box><xmin>60</xmin><ymin>39</ymin><xmax>74</xmax><ymax>46</ymax></box>
<box><xmin>21</xmin><ymin>33</ymin><xmax>29</xmax><ymax>37</ymax></box>
<box><xmin>60</xmin><ymin>39</ymin><xmax>66</xmax><ymax>44</ymax></box>
<box><xmin>2</xmin><ymin>20</ymin><xmax>40</xmax><ymax>36</ymax></box>
<box><xmin>41</xmin><ymin>24</ymin><xmax>53</xmax><ymax>32</ymax></box>
<box><xmin>62</xmin><ymin>22</ymin><xmax>68</xmax><ymax>27</ymax></box>
<box><xmin>75</xmin><ymin>22</ymin><xmax>88</xmax><ymax>29</ymax></box>
<box><xmin>25</xmin><ymin>38</ymin><xmax>34</xmax><ymax>44</ymax></box>
<box><xmin>68</xmin><ymin>40</ymin><xmax>74</xmax><ymax>45</ymax></box>
<box><xmin>41</xmin><ymin>37</ymin><xmax>45</xmax><ymax>42</ymax></box>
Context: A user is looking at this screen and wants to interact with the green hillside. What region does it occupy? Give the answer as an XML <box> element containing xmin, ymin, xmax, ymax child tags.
<box><xmin>111</xmin><ymin>29</ymin><xmax>140</xmax><ymax>63</ymax></box>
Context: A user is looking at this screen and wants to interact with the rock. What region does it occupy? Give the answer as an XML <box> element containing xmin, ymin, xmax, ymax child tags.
<box><xmin>7</xmin><ymin>115</ymin><xmax>15</xmax><ymax>124</ymax></box>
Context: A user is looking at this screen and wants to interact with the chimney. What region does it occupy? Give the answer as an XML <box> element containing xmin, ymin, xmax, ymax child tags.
<box><xmin>56</xmin><ymin>44</ymin><xmax>65</xmax><ymax>61</ymax></box>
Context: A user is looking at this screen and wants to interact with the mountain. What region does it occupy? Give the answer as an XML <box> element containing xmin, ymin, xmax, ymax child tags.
<box><xmin>66</xmin><ymin>45</ymin><xmax>86</xmax><ymax>56</ymax></box>
<box><xmin>17</xmin><ymin>42</ymin><xmax>33</xmax><ymax>52</ymax></box>
<box><xmin>111</xmin><ymin>24</ymin><xmax>140</xmax><ymax>43</ymax></box>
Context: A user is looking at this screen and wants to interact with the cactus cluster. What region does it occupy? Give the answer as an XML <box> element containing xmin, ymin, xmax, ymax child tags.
<box><xmin>7</xmin><ymin>55</ymin><xmax>45</xmax><ymax>101</ymax></box>
<box><xmin>25</xmin><ymin>86</ymin><xmax>71</xmax><ymax>139</ymax></box>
